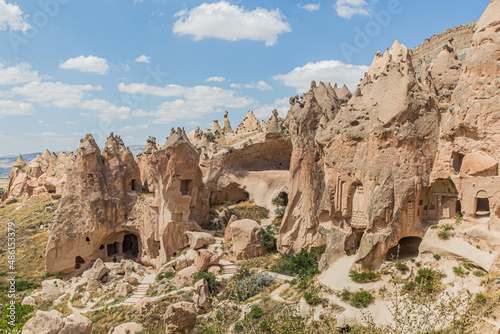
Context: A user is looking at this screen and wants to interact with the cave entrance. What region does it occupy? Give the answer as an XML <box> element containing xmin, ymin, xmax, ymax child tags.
<box><xmin>75</xmin><ymin>256</ymin><xmax>85</xmax><ymax>269</ymax></box>
<box><xmin>452</xmin><ymin>152</ymin><xmax>465</xmax><ymax>173</ymax></box>
<box><xmin>345</xmin><ymin>228</ymin><xmax>365</xmax><ymax>255</ymax></box>
<box><xmin>386</xmin><ymin>237</ymin><xmax>422</xmax><ymax>261</ymax></box>
<box><xmin>475</xmin><ymin>198</ymin><xmax>490</xmax><ymax>217</ymax></box>
<box><xmin>107</xmin><ymin>242</ymin><xmax>119</xmax><ymax>256</ymax></box>
<box><xmin>180</xmin><ymin>179</ymin><xmax>192</xmax><ymax>196</ymax></box>
<box><xmin>278</xmin><ymin>192</ymin><xmax>289</xmax><ymax>206</ymax></box>
<box><xmin>456</xmin><ymin>200</ymin><xmax>462</xmax><ymax>215</ymax></box>
<box><xmin>122</xmin><ymin>234</ymin><xmax>139</xmax><ymax>259</ymax></box>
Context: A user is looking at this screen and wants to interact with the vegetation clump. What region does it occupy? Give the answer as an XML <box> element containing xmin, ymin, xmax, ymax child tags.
<box><xmin>349</xmin><ymin>270</ymin><xmax>381</xmax><ymax>283</ymax></box>
<box><xmin>273</xmin><ymin>249</ymin><xmax>322</xmax><ymax>282</ymax></box>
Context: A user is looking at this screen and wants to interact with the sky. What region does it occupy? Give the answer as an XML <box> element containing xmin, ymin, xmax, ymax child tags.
<box><xmin>0</xmin><ymin>0</ymin><xmax>489</xmax><ymax>156</ymax></box>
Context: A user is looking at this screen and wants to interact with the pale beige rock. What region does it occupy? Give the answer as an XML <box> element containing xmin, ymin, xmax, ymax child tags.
<box><xmin>460</xmin><ymin>151</ymin><xmax>498</xmax><ymax>177</ymax></box>
<box><xmin>164</xmin><ymin>302</ymin><xmax>198</xmax><ymax>333</ymax></box>
<box><xmin>230</xmin><ymin>219</ymin><xmax>263</xmax><ymax>260</ymax></box>
<box><xmin>429</xmin><ymin>43</ymin><xmax>462</xmax><ymax>98</ymax></box>
<box><xmin>174</xmin><ymin>265</ymin><xmax>199</xmax><ymax>287</ymax></box>
<box><xmin>194</xmin><ymin>249</ymin><xmax>220</xmax><ymax>271</ymax></box>
<box><xmin>22</xmin><ymin>296</ymin><xmax>36</xmax><ymax>306</ymax></box>
<box><xmin>116</xmin><ymin>282</ymin><xmax>133</xmax><ymax>297</ymax></box>
<box><xmin>236</xmin><ymin>110</ymin><xmax>260</xmax><ymax>134</ymax></box>
<box><xmin>193</xmin><ymin>279</ymin><xmax>211</xmax><ymax>313</ymax></box>
<box><xmin>60</xmin><ymin>314</ymin><xmax>92</xmax><ymax>334</ymax></box>
<box><xmin>224</xmin><ymin>215</ymin><xmax>239</xmax><ymax>242</ymax></box>
<box><xmin>82</xmin><ymin>258</ymin><xmax>109</xmax><ymax>281</ymax></box>
<box><xmin>108</xmin><ymin>322</ymin><xmax>144</xmax><ymax>334</ymax></box>
<box><xmin>185</xmin><ymin>231</ymin><xmax>215</xmax><ymax>249</ymax></box>
<box><xmin>22</xmin><ymin>310</ymin><xmax>64</xmax><ymax>334</ymax></box>
<box><xmin>222</xmin><ymin>110</ymin><xmax>234</xmax><ymax>134</ymax></box>
<box><xmin>41</xmin><ymin>279</ymin><xmax>67</xmax><ymax>301</ymax></box>
<box><xmin>207</xmin><ymin>265</ymin><xmax>221</xmax><ymax>275</ymax></box>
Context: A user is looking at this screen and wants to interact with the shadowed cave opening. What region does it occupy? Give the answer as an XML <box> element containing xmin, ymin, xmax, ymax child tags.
<box><xmin>123</xmin><ymin>233</ymin><xmax>139</xmax><ymax>259</ymax></box>
<box><xmin>75</xmin><ymin>256</ymin><xmax>85</xmax><ymax>269</ymax></box>
<box><xmin>475</xmin><ymin>198</ymin><xmax>490</xmax><ymax>217</ymax></box>
<box><xmin>278</xmin><ymin>191</ymin><xmax>289</xmax><ymax>206</ymax></box>
<box><xmin>345</xmin><ymin>228</ymin><xmax>366</xmax><ymax>254</ymax></box>
<box><xmin>386</xmin><ymin>237</ymin><xmax>422</xmax><ymax>261</ymax></box>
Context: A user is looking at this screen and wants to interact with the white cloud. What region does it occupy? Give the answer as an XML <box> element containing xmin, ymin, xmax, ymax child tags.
<box><xmin>229</xmin><ymin>83</ymin><xmax>241</xmax><ymax>88</ymax></box>
<box><xmin>334</xmin><ymin>0</ymin><xmax>370</xmax><ymax>19</ymax></box>
<box><xmin>0</xmin><ymin>100</ymin><xmax>36</xmax><ymax>115</ymax></box>
<box><xmin>0</xmin><ymin>0</ymin><xmax>30</xmax><ymax>31</ymax></box>
<box><xmin>59</xmin><ymin>55</ymin><xmax>110</xmax><ymax>75</ymax></box>
<box><xmin>244</xmin><ymin>81</ymin><xmax>273</xmax><ymax>91</ymax></box>
<box><xmin>65</xmin><ymin>121</ymin><xmax>76</xmax><ymax>125</ymax></box>
<box><xmin>134</xmin><ymin>55</ymin><xmax>151</xmax><ymax>63</ymax></box>
<box><xmin>273</xmin><ymin>60</ymin><xmax>368</xmax><ymax>93</ymax></box>
<box><xmin>253</xmin><ymin>97</ymin><xmax>289</xmax><ymax>118</ymax></box>
<box><xmin>9</xmin><ymin>81</ymin><xmax>101</xmax><ymax>108</ymax></box>
<box><xmin>118</xmin><ymin>124</ymin><xmax>149</xmax><ymax>132</ymax></box>
<box><xmin>0</xmin><ymin>62</ymin><xmax>40</xmax><ymax>85</ymax></box>
<box><xmin>118</xmin><ymin>82</ymin><xmax>254</xmax><ymax>124</ymax></box>
<box><xmin>173</xmin><ymin>1</ymin><xmax>291</xmax><ymax>46</ymax></box>
<box><xmin>300</xmin><ymin>3</ymin><xmax>320</xmax><ymax>11</ymax></box>
<box><xmin>79</xmin><ymin>99</ymin><xmax>145</xmax><ymax>121</ymax></box>
<box><xmin>24</xmin><ymin>132</ymin><xmax>62</xmax><ymax>137</ymax></box>
<box><xmin>205</xmin><ymin>76</ymin><xmax>226</xmax><ymax>82</ymax></box>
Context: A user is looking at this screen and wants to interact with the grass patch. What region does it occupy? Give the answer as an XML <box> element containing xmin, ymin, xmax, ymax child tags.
<box><xmin>228</xmin><ymin>201</ymin><xmax>269</xmax><ymax>224</ymax></box>
<box><xmin>349</xmin><ymin>270</ymin><xmax>381</xmax><ymax>283</ymax></box>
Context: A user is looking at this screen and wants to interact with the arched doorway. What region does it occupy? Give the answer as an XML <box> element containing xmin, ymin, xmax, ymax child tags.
<box><xmin>123</xmin><ymin>234</ymin><xmax>139</xmax><ymax>259</ymax></box>
<box><xmin>475</xmin><ymin>191</ymin><xmax>490</xmax><ymax>217</ymax></box>
<box><xmin>386</xmin><ymin>237</ymin><xmax>422</xmax><ymax>260</ymax></box>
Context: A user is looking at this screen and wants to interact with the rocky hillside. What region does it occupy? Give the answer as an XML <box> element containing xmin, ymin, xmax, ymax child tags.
<box><xmin>1</xmin><ymin>1</ymin><xmax>499</xmax><ymax>333</ymax></box>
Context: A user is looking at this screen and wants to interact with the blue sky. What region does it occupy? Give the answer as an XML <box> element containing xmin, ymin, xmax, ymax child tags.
<box><xmin>0</xmin><ymin>0</ymin><xmax>488</xmax><ymax>156</ymax></box>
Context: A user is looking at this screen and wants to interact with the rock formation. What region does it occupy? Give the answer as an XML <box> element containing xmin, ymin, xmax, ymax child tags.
<box><xmin>431</xmin><ymin>0</ymin><xmax>500</xmax><ymax>229</ymax></box>
<box><xmin>235</xmin><ymin>110</ymin><xmax>260</xmax><ymax>134</ymax></box>
<box><xmin>333</xmin><ymin>83</ymin><xmax>352</xmax><ymax>104</ymax></box>
<box><xmin>429</xmin><ymin>42</ymin><xmax>463</xmax><ymax>99</ymax></box>
<box><xmin>1</xmin><ymin>150</ymin><xmax>74</xmax><ymax>204</ymax></box>
<box><xmin>222</xmin><ymin>110</ymin><xmax>233</xmax><ymax>134</ymax></box>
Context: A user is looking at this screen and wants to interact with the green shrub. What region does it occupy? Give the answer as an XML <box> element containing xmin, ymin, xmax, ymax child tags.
<box><xmin>414</xmin><ymin>268</ymin><xmax>444</xmax><ymax>292</ymax></box>
<box><xmin>223</xmin><ymin>201</ymin><xmax>233</xmax><ymax>207</ymax></box>
<box><xmin>248</xmin><ymin>305</ymin><xmax>263</xmax><ymax>319</ymax></box>
<box><xmin>303</xmin><ymin>286</ymin><xmax>323</xmax><ymax>305</ymax></box>
<box><xmin>475</xmin><ymin>292</ymin><xmax>486</xmax><ymax>304</ymax></box>
<box><xmin>395</xmin><ymin>261</ymin><xmax>409</xmax><ymax>273</ymax></box>
<box><xmin>433</xmin><ymin>254</ymin><xmax>441</xmax><ymax>261</ymax></box>
<box><xmin>430</xmin><ymin>224</ymin><xmax>438</xmax><ymax>229</ymax></box>
<box><xmin>442</xmin><ymin>224</ymin><xmax>454</xmax><ymax>231</ymax></box>
<box><xmin>339</xmin><ymin>288</ymin><xmax>352</xmax><ymax>302</ymax></box>
<box><xmin>438</xmin><ymin>230</ymin><xmax>451</xmax><ymax>240</ymax></box>
<box><xmin>274</xmin><ymin>206</ymin><xmax>286</xmax><ymax>218</ymax></box>
<box><xmin>272</xmin><ymin>196</ymin><xmax>285</xmax><ymax>206</ymax></box>
<box><xmin>205</xmin><ymin>132</ymin><xmax>216</xmax><ymax>142</ymax></box>
<box><xmin>273</xmin><ymin>249</ymin><xmax>322</xmax><ymax>280</ymax></box>
<box><xmin>45</xmin><ymin>272</ymin><xmax>62</xmax><ymax>279</ymax></box>
<box><xmin>259</xmin><ymin>225</ymin><xmax>277</xmax><ymax>252</ymax></box>
<box><xmin>16</xmin><ymin>280</ymin><xmax>38</xmax><ymax>291</ymax></box>
<box><xmin>351</xmin><ymin>290</ymin><xmax>373</xmax><ymax>308</ymax></box>
<box><xmin>193</xmin><ymin>272</ymin><xmax>220</xmax><ymax>295</ymax></box>
<box><xmin>473</xmin><ymin>270</ymin><xmax>485</xmax><ymax>277</ymax></box>
<box><xmin>349</xmin><ymin>270</ymin><xmax>381</xmax><ymax>283</ymax></box>
<box><xmin>453</xmin><ymin>266</ymin><xmax>466</xmax><ymax>277</ymax></box>
<box><xmin>236</xmin><ymin>272</ymin><xmax>276</xmax><ymax>300</ymax></box>
<box><xmin>461</xmin><ymin>262</ymin><xmax>474</xmax><ymax>270</ymax></box>
<box><xmin>156</xmin><ymin>272</ymin><xmax>174</xmax><ymax>281</ymax></box>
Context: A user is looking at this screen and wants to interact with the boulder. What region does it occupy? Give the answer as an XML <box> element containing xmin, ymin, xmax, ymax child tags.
<box><xmin>108</xmin><ymin>322</ymin><xmax>144</xmax><ymax>334</ymax></box>
<box><xmin>207</xmin><ymin>265</ymin><xmax>221</xmax><ymax>275</ymax></box>
<box><xmin>116</xmin><ymin>282</ymin><xmax>133</xmax><ymax>297</ymax></box>
<box><xmin>41</xmin><ymin>279</ymin><xmax>66</xmax><ymax>301</ymax></box>
<box><xmin>224</xmin><ymin>215</ymin><xmax>239</xmax><ymax>242</ymax></box>
<box><xmin>174</xmin><ymin>265</ymin><xmax>199</xmax><ymax>287</ymax></box>
<box><xmin>193</xmin><ymin>279</ymin><xmax>211</xmax><ymax>313</ymax></box>
<box><xmin>86</xmin><ymin>279</ymin><xmax>102</xmax><ymax>293</ymax></box>
<box><xmin>164</xmin><ymin>302</ymin><xmax>198</xmax><ymax>333</ymax></box>
<box><xmin>22</xmin><ymin>296</ymin><xmax>36</xmax><ymax>306</ymax></box>
<box><xmin>460</xmin><ymin>151</ymin><xmax>498</xmax><ymax>176</ymax></box>
<box><xmin>126</xmin><ymin>273</ymin><xmax>141</xmax><ymax>285</ymax></box>
<box><xmin>83</xmin><ymin>258</ymin><xmax>109</xmax><ymax>281</ymax></box>
<box><xmin>194</xmin><ymin>249</ymin><xmax>220</xmax><ymax>271</ymax></box>
<box><xmin>230</xmin><ymin>219</ymin><xmax>263</xmax><ymax>260</ymax></box>
<box><xmin>22</xmin><ymin>310</ymin><xmax>64</xmax><ymax>334</ymax></box>
<box><xmin>60</xmin><ymin>314</ymin><xmax>92</xmax><ymax>334</ymax></box>
<box><xmin>185</xmin><ymin>231</ymin><xmax>215</xmax><ymax>249</ymax></box>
